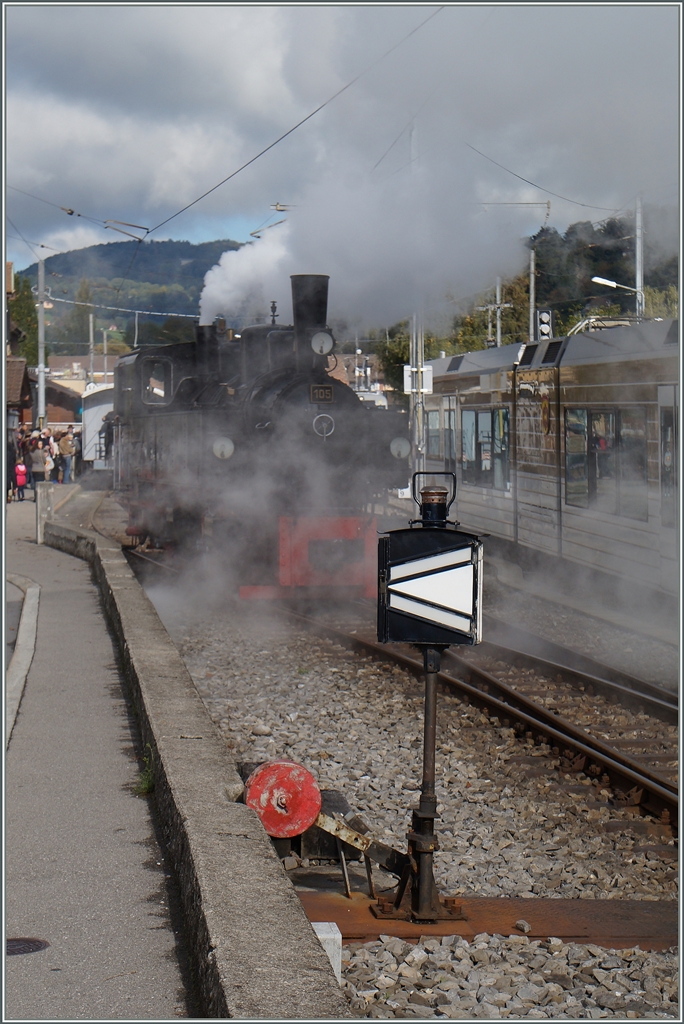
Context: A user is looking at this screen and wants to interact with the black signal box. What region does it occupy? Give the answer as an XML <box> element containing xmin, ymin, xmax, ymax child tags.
<box><xmin>378</xmin><ymin>526</ymin><xmax>483</xmax><ymax>647</ymax></box>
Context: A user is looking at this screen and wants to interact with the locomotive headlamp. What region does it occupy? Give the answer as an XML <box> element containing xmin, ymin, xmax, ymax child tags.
<box><xmin>212</xmin><ymin>437</ymin><xmax>235</xmax><ymax>459</ymax></box>
<box><xmin>310</xmin><ymin>331</ymin><xmax>334</xmax><ymax>355</ymax></box>
<box><xmin>390</xmin><ymin>436</ymin><xmax>411</xmax><ymax>459</ymax></box>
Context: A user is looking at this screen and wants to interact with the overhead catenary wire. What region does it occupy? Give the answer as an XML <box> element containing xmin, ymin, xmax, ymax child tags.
<box><xmin>7</xmin><ymin>184</ymin><xmax>108</xmax><ymax>227</ymax></box>
<box><xmin>7</xmin><ymin>233</ymin><xmax>63</xmax><ymax>254</ymax></box>
<box><xmin>147</xmin><ymin>6</ymin><xmax>444</xmax><ymax>236</ymax></box>
<box><xmin>369</xmin><ymin>67</ymin><xmax>623</xmax><ymax>214</ymax></box>
<box><xmin>46</xmin><ymin>294</ymin><xmax>198</xmax><ymax>318</ymax></box>
<box><xmin>461</xmin><ymin>141</ymin><xmax>619</xmax><ymax>213</ymax></box>
<box><xmin>108</xmin><ymin>6</ymin><xmax>444</xmax><ymax>300</ymax></box>
<box><xmin>6</xmin><ymin>216</ymin><xmax>40</xmax><ymax>261</ymax></box>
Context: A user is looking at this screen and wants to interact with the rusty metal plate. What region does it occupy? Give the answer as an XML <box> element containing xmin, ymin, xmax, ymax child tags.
<box><xmin>297</xmin><ymin>891</ymin><xmax>678</xmax><ymax>951</ymax></box>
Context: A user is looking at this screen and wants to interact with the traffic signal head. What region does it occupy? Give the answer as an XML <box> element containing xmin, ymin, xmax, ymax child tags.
<box><xmin>536</xmin><ymin>309</ymin><xmax>554</xmax><ymax>340</ymax></box>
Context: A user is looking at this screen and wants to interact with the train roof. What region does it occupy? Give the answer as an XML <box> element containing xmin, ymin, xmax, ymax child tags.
<box><xmin>560</xmin><ymin>318</ymin><xmax>678</xmax><ymax>366</ymax></box>
<box><xmin>430</xmin><ymin>318</ymin><xmax>678</xmax><ymax>379</ymax></box>
<box><xmin>429</xmin><ymin>343</ymin><xmax>525</xmax><ymax>379</ymax></box>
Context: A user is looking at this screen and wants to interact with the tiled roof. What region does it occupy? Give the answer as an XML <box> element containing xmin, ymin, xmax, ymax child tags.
<box><xmin>6</xmin><ymin>357</ymin><xmax>31</xmax><ymax>405</ymax></box>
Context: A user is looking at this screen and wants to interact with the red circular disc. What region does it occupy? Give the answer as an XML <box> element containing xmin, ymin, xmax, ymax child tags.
<box><xmin>244</xmin><ymin>760</ymin><xmax>322</xmax><ymax>838</ymax></box>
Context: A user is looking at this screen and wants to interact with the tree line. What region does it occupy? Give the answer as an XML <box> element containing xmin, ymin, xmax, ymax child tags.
<box><xmin>9</xmin><ymin>217</ymin><xmax>678</xmax><ymax>372</ymax></box>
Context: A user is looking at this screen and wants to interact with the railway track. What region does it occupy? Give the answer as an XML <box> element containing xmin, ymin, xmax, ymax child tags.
<box><xmin>119</xmin><ymin>542</ymin><xmax>677</xmax><ymax>954</ymax></box>
<box><xmin>284</xmin><ymin>607</ymin><xmax>678</xmax><ymax>829</ymax></box>
<box><xmin>119</xmin><ymin>535</ymin><xmax>678</xmax><ymax>828</ymax></box>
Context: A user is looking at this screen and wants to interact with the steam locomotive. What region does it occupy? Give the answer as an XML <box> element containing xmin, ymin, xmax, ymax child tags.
<box><xmin>113</xmin><ymin>274</ymin><xmax>410</xmax><ymax>597</ymax></box>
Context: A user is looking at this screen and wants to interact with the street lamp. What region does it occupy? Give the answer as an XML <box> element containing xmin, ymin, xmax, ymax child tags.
<box><xmin>591</xmin><ymin>276</ymin><xmax>645</xmax><ymax>320</ymax></box>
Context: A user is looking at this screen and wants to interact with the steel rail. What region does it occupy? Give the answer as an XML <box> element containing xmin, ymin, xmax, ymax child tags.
<box><xmin>467</xmin><ymin>639</ymin><xmax>677</xmax><ymax>725</ymax></box>
<box><xmin>353</xmin><ymin>598</ymin><xmax>676</xmax><ymax>715</ymax></box>
<box><xmin>480</xmin><ymin>614</ymin><xmax>678</xmax><ymax>713</ymax></box>
<box><xmin>285</xmin><ymin>611</ymin><xmax>677</xmax><ymax>824</ymax></box>
<box><xmin>440</xmin><ymin>646</ymin><xmax>678</xmax><ymax>794</ymax></box>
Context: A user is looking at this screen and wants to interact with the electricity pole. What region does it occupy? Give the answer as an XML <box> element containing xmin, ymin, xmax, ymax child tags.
<box><xmin>89</xmin><ymin>313</ymin><xmax>94</xmax><ymax>384</ymax></box>
<box><xmin>416</xmin><ymin>312</ymin><xmax>425</xmax><ymax>474</ymax></box>
<box><xmin>495</xmin><ymin>277</ymin><xmax>512</xmax><ymax>347</ymax></box>
<box><xmin>102</xmin><ymin>330</ymin><xmax>108</xmax><ymax>385</ymax></box>
<box><xmin>37</xmin><ymin>260</ymin><xmax>46</xmax><ymax>429</ymax></box>
<box><xmin>407</xmin><ymin>312</ymin><xmax>426</xmax><ymax>475</ymax></box>
<box><xmin>529</xmin><ymin>249</ymin><xmax>536</xmax><ymax>344</ymax></box>
<box><xmin>635</xmin><ymin>195</ymin><xmax>644</xmax><ymax>319</ymax></box>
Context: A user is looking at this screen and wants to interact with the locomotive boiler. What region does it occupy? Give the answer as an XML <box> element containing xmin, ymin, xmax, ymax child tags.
<box><xmin>113</xmin><ymin>274</ymin><xmax>410</xmax><ymax>597</ymax></box>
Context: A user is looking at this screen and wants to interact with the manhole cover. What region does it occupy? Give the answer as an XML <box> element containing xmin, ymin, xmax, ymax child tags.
<box><xmin>6</xmin><ymin>938</ymin><xmax>50</xmax><ymax>956</ymax></box>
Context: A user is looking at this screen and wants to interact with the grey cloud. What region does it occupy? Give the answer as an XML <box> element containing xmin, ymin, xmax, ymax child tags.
<box><xmin>6</xmin><ymin>4</ymin><xmax>679</xmax><ymax>323</ymax></box>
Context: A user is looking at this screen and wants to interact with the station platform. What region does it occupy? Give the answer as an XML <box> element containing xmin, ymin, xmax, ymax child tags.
<box><xmin>4</xmin><ymin>486</ymin><xmax>349</xmax><ymax>1021</ymax></box>
<box><xmin>5</xmin><ymin>491</ymin><xmax>189</xmax><ymax>1020</ymax></box>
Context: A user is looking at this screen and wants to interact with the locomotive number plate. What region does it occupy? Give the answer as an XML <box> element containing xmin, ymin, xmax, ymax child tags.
<box><xmin>310</xmin><ymin>384</ymin><xmax>333</xmax><ymax>404</ymax></box>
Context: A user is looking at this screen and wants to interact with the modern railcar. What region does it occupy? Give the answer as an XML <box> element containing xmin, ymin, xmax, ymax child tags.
<box><xmin>423</xmin><ymin>319</ymin><xmax>679</xmax><ymax>596</ymax></box>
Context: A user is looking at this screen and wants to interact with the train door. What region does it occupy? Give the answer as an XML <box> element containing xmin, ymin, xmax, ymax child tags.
<box><xmin>657</xmin><ymin>384</ymin><xmax>678</xmax><ymax>589</ymax></box>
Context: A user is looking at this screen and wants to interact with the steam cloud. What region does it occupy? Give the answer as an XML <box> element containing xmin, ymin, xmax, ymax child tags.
<box><xmin>8</xmin><ymin>6</ymin><xmax>678</xmax><ymax>332</ymax></box>
<box><xmin>199</xmin><ymin>226</ymin><xmax>291</xmax><ymax>325</ymax></box>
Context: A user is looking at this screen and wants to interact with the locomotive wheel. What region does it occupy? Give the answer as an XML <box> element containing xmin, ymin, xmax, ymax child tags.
<box><xmin>244</xmin><ymin>760</ymin><xmax>321</xmax><ymax>838</ymax></box>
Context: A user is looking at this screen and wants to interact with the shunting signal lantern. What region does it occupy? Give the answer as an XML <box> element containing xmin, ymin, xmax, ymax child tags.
<box><xmin>536</xmin><ymin>309</ymin><xmax>554</xmax><ymax>340</ymax></box>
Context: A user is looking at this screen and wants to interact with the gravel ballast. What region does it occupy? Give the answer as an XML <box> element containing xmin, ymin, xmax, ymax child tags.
<box><xmin>341</xmin><ymin>933</ymin><xmax>678</xmax><ymax>1019</ymax></box>
<box><xmin>147</xmin><ymin>592</ymin><xmax>678</xmax><ymax>1020</ymax></box>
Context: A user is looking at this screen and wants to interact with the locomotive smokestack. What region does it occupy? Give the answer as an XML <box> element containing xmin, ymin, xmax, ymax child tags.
<box><xmin>291</xmin><ymin>275</ymin><xmax>329</xmax><ymax>331</ymax></box>
<box><xmin>195</xmin><ymin>322</ymin><xmax>220</xmax><ymax>377</ymax></box>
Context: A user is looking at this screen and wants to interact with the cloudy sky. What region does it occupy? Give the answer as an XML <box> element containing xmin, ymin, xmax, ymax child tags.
<box><xmin>5</xmin><ymin>4</ymin><xmax>680</xmax><ymax>327</ymax></box>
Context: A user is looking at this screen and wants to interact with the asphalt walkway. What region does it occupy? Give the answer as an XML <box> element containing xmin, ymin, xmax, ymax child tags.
<box><xmin>5</xmin><ymin>492</ymin><xmax>193</xmax><ymax>1020</ymax></box>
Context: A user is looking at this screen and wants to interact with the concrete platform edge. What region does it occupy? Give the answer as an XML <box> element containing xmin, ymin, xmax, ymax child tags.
<box><xmin>43</xmin><ymin>520</ymin><xmax>350</xmax><ymax>1020</ymax></box>
<box><xmin>6</xmin><ymin>572</ymin><xmax>41</xmax><ymax>749</ymax></box>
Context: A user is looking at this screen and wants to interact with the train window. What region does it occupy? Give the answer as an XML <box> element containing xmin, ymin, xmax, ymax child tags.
<box><xmin>660</xmin><ymin>407</ymin><xmax>676</xmax><ymax>527</ymax></box>
<box><xmin>462</xmin><ymin>408</ymin><xmax>509</xmax><ymax>488</ymax></box>
<box><xmin>565</xmin><ymin>407</ymin><xmax>648</xmax><ymax>520</ymax></box>
<box><xmin>427</xmin><ymin>411</ymin><xmax>440</xmax><ymax>457</ymax></box>
<box><xmin>618</xmin><ymin>408</ymin><xmax>648</xmax><ymax>521</ymax></box>
<box><xmin>564</xmin><ymin>409</ymin><xmax>589</xmax><ymax>507</ymax></box>
<box><xmin>589</xmin><ymin>411</ymin><xmax>616</xmax><ymax>513</ymax></box>
<box><xmin>518</xmin><ymin>345</ymin><xmax>537</xmax><ymax>367</ymax></box>
<box><xmin>142</xmin><ymin>358</ymin><xmax>171</xmax><ymax>404</ymax></box>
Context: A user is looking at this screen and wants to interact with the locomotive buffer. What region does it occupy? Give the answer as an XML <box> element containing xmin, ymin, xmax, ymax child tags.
<box><xmin>376</xmin><ymin>473</ymin><xmax>483</xmax><ymax>923</ymax></box>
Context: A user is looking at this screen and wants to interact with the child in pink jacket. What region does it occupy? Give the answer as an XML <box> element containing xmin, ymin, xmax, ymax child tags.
<box><xmin>14</xmin><ymin>458</ymin><xmax>28</xmax><ymax>501</ymax></box>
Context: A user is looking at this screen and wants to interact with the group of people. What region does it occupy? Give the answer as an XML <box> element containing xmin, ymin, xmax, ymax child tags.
<box><xmin>7</xmin><ymin>425</ymin><xmax>81</xmax><ymax>503</ymax></box>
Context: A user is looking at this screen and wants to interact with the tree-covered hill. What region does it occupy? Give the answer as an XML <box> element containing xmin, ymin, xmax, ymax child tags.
<box><xmin>20</xmin><ymin>237</ymin><xmax>240</xmax><ymax>291</ymax></box>
<box><xmin>14</xmin><ymin>237</ymin><xmax>241</xmax><ymax>353</ymax></box>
